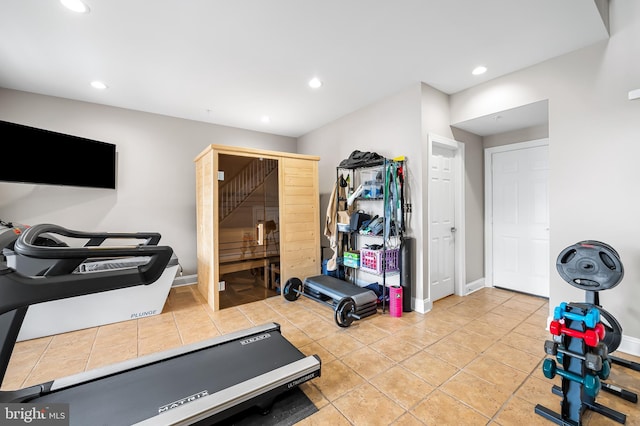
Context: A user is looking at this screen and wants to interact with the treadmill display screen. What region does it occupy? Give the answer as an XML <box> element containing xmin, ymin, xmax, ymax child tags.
<box><xmin>0</xmin><ymin>120</ymin><xmax>117</xmax><ymax>189</ymax></box>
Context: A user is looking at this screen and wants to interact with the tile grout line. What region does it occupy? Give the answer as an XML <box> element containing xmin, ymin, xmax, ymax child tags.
<box><xmin>19</xmin><ymin>337</ymin><xmax>54</xmax><ymax>390</ymax></box>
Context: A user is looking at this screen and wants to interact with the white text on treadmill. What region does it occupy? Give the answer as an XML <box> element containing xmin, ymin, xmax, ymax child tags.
<box><xmin>158</xmin><ymin>391</ymin><xmax>209</xmax><ymax>413</ymax></box>
<box><xmin>287</xmin><ymin>373</ymin><xmax>317</xmax><ymax>389</ymax></box>
<box><xmin>240</xmin><ymin>333</ymin><xmax>271</xmax><ymax>345</ymax></box>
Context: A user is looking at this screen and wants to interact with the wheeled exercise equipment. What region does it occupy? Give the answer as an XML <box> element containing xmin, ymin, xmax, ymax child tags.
<box><xmin>0</xmin><ymin>224</ymin><xmax>321</xmax><ymax>425</ymax></box>
<box><xmin>536</xmin><ymin>240</ymin><xmax>639</xmax><ymax>425</ymax></box>
<box><xmin>283</xmin><ymin>275</ymin><xmax>378</xmax><ymax>327</ymax></box>
<box><xmin>0</xmin><ymin>222</ymin><xmax>180</xmax><ymax>341</ymax></box>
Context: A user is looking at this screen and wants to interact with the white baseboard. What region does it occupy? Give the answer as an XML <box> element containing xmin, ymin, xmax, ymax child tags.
<box><xmin>617</xmin><ymin>334</ymin><xmax>640</xmax><ymax>357</ymax></box>
<box><xmin>465</xmin><ymin>277</ymin><xmax>485</xmax><ymax>295</ymax></box>
<box><xmin>172</xmin><ymin>274</ymin><xmax>197</xmax><ymax>287</ymax></box>
<box><xmin>416</xmin><ymin>278</ymin><xmax>485</xmax><ymax>313</ymax></box>
<box><xmin>414</xmin><ymin>298</ymin><xmax>433</xmax><ymax>314</ymax></box>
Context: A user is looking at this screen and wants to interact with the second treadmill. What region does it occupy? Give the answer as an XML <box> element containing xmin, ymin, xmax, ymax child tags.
<box><xmin>0</xmin><ymin>224</ymin><xmax>321</xmax><ymax>425</ymax></box>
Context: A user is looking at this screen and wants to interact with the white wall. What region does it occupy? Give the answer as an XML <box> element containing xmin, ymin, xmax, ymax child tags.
<box><xmin>0</xmin><ymin>88</ymin><xmax>296</xmax><ymax>275</ymax></box>
<box><xmin>482</xmin><ymin>124</ymin><xmax>549</xmax><ymax>149</ymax></box>
<box><xmin>450</xmin><ymin>0</ymin><xmax>640</xmax><ymax>349</ymax></box>
<box><xmin>451</xmin><ymin>127</ymin><xmax>484</xmax><ymax>284</ymax></box>
<box><xmin>298</xmin><ymin>82</ymin><xmax>485</xmax><ymax>312</ymax></box>
<box><xmin>297</xmin><ymin>83</ymin><xmax>424</xmax><ymax>303</ymax></box>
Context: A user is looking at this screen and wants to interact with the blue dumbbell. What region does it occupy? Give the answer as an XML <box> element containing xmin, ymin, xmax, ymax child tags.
<box><xmin>554</xmin><ymin>302</ymin><xmax>600</xmax><ymax>328</ymax></box>
<box><xmin>598</xmin><ymin>359</ymin><xmax>611</xmax><ymax>380</ymax></box>
<box><xmin>542</xmin><ymin>358</ymin><xmax>601</xmax><ymax>397</ymax></box>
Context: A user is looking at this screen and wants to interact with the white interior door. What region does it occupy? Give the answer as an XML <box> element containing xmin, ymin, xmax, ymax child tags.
<box><xmin>490</xmin><ymin>143</ymin><xmax>549</xmax><ymax>297</ymax></box>
<box><xmin>430</xmin><ymin>145</ymin><xmax>456</xmax><ymax>301</ymax></box>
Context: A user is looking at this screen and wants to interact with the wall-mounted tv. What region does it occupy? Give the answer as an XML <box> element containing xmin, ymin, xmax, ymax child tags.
<box><xmin>0</xmin><ymin>120</ymin><xmax>117</xmax><ymax>189</ymax></box>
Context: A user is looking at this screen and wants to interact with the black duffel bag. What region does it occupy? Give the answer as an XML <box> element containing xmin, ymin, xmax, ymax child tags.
<box><xmin>339</xmin><ymin>150</ymin><xmax>384</xmax><ymax>168</ymax></box>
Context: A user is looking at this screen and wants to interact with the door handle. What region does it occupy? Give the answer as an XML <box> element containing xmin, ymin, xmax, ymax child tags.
<box><xmin>451</xmin><ymin>227</ymin><xmax>457</xmax><ymax>233</ymax></box>
<box><xmin>256</xmin><ymin>222</ymin><xmax>265</xmax><ymax>246</ymax></box>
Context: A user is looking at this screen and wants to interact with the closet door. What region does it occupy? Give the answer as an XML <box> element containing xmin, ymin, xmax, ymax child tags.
<box><xmin>279</xmin><ymin>157</ymin><xmax>320</xmax><ymax>282</ymax></box>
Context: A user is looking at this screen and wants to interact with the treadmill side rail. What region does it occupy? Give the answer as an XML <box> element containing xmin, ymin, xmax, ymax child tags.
<box><xmin>133</xmin><ymin>355</ymin><xmax>321</xmax><ymax>426</ymax></box>
<box><xmin>50</xmin><ymin>322</ymin><xmax>282</xmax><ymax>391</ymax></box>
<box><xmin>0</xmin><ymin>384</ymin><xmax>46</xmax><ymax>403</ymax></box>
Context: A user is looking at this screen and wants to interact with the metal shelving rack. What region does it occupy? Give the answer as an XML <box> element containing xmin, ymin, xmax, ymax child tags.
<box><xmin>335</xmin><ymin>158</ymin><xmax>406</xmax><ymax>312</ymax></box>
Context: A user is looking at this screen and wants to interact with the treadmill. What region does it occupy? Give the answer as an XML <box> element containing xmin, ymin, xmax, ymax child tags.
<box><xmin>0</xmin><ymin>224</ymin><xmax>321</xmax><ymax>425</ymax></box>
<box><xmin>1</xmin><ymin>222</ymin><xmax>181</xmax><ymax>341</ymax></box>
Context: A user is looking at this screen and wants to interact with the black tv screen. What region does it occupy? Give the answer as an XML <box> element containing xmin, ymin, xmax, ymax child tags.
<box><xmin>0</xmin><ymin>120</ymin><xmax>117</xmax><ymax>189</ymax></box>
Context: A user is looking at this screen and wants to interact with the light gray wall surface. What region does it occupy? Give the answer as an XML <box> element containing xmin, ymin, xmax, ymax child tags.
<box><xmin>451</xmin><ymin>127</ymin><xmax>484</xmax><ymax>284</ymax></box>
<box><xmin>298</xmin><ymin>82</ymin><xmax>485</xmax><ymax>311</ymax></box>
<box><xmin>297</xmin><ymin>83</ymin><xmax>425</xmax><ymax>300</ymax></box>
<box><xmin>450</xmin><ymin>0</ymin><xmax>640</xmax><ymax>349</ymax></box>
<box><xmin>482</xmin><ymin>124</ymin><xmax>549</xmax><ymax>149</ymax></box>
<box><xmin>0</xmin><ymin>88</ymin><xmax>296</xmax><ymax>275</ymax></box>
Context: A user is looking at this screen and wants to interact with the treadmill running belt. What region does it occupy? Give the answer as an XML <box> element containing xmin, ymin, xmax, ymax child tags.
<box><xmin>30</xmin><ymin>329</ymin><xmax>306</xmax><ymax>425</ymax></box>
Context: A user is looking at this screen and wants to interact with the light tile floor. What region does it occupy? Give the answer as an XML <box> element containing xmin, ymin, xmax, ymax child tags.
<box><xmin>2</xmin><ymin>286</ymin><xmax>640</xmax><ymax>425</ymax></box>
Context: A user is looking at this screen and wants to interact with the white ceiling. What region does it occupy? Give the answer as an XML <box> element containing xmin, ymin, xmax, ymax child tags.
<box><xmin>0</xmin><ymin>1</ymin><xmax>608</xmax><ymax>138</ymax></box>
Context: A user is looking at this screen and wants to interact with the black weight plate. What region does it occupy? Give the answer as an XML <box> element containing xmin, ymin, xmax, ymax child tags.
<box><xmin>556</xmin><ymin>241</ymin><xmax>624</xmax><ymax>290</ymax></box>
<box><xmin>578</xmin><ymin>240</ymin><xmax>621</xmax><ymax>260</ymax></box>
<box><xmin>599</xmin><ymin>307</ymin><xmax>623</xmax><ymax>352</ymax></box>
<box><xmin>283</xmin><ymin>277</ymin><xmax>302</xmax><ymax>301</ymax></box>
<box><xmin>334</xmin><ymin>297</ymin><xmax>355</xmax><ymax>328</ymax></box>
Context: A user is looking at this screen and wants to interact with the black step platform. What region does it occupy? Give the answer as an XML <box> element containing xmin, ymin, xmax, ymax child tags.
<box><xmin>283</xmin><ymin>275</ymin><xmax>379</xmax><ymax>327</ymax></box>
<box><xmin>304</xmin><ymin>275</ymin><xmax>378</xmax><ymax>319</ymax></box>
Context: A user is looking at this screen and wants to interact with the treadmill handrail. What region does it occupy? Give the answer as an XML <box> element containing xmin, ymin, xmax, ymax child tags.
<box><xmin>14</xmin><ymin>224</ymin><xmax>170</xmax><ymax>271</ymax></box>
<box><xmin>15</xmin><ymin>223</ymin><xmax>161</xmax><ymax>252</ymax></box>
<box><xmin>3</xmin><ymin>224</ymin><xmax>174</xmax><ymax>316</ymax></box>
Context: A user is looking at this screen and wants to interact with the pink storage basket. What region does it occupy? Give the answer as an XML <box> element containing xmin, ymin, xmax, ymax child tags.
<box><xmin>359</xmin><ymin>248</ymin><xmax>400</xmax><ymax>274</ymax></box>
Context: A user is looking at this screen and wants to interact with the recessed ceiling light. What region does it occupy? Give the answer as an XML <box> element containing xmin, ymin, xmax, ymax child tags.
<box><xmin>90</xmin><ymin>81</ymin><xmax>108</xmax><ymax>90</ymax></box>
<box><xmin>261</xmin><ymin>116</ymin><xmax>271</xmax><ymax>124</ymax></box>
<box><xmin>472</xmin><ymin>66</ymin><xmax>487</xmax><ymax>76</ymax></box>
<box><xmin>60</xmin><ymin>0</ymin><xmax>90</xmax><ymax>13</ymax></box>
<box><xmin>308</xmin><ymin>77</ymin><xmax>323</xmax><ymax>89</ymax></box>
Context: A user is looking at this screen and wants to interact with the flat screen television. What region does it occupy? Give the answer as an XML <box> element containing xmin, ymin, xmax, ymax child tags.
<box><xmin>0</xmin><ymin>120</ymin><xmax>117</xmax><ymax>189</ymax></box>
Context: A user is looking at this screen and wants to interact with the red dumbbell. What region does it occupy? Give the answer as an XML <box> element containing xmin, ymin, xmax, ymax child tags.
<box><xmin>549</xmin><ymin>320</ymin><xmax>605</xmax><ymax>347</ymax></box>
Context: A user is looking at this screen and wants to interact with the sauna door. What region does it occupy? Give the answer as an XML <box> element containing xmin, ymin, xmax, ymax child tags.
<box><xmin>217</xmin><ymin>154</ymin><xmax>279</xmax><ymax>308</ymax></box>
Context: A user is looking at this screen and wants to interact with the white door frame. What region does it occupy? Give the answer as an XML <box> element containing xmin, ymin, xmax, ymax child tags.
<box><xmin>484</xmin><ymin>138</ymin><xmax>549</xmax><ymax>289</ymax></box>
<box><xmin>427</xmin><ymin>134</ymin><xmax>466</xmax><ymax>301</ymax></box>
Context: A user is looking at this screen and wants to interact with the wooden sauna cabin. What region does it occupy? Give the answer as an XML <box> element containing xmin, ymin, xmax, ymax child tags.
<box><xmin>194</xmin><ymin>144</ymin><xmax>321</xmax><ymax>311</ymax></box>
